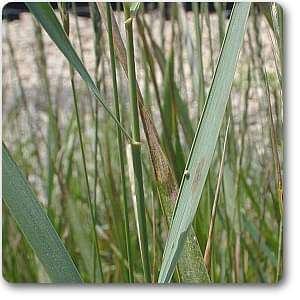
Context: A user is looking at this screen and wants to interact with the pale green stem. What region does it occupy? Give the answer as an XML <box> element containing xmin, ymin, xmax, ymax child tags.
<box><xmin>106</xmin><ymin>3</ymin><xmax>134</xmax><ymax>283</ymax></box>
<box><xmin>124</xmin><ymin>4</ymin><xmax>151</xmax><ymax>282</ymax></box>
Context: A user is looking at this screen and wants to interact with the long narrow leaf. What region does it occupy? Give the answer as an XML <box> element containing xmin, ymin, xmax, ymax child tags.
<box><xmin>25</xmin><ymin>2</ymin><xmax>132</xmax><ymax>142</ymax></box>
<box><xmin>2</xmin><ymin>143</ymin><xmax>82</xmax><ymax>283</ymax></box>
<box><xmin>158</xmin><ymin>3</ymin><xmax>251</xmax><ymax>283</ymax></box>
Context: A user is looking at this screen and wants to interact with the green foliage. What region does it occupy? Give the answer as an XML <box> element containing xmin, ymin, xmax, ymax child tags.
<box><xmin>2</xmin><ymin>2</ymin><xmax>283</xmax><ymax>284</ymax></box>
<box><xmin>158</xmin><ymin>3</ymin><xmax>251</xmax><ymax>283</ymax></box>
<box><xmin>2</xmin><ymin>143</ymin><xmax>82</xmax><ymax>283</ymax></box>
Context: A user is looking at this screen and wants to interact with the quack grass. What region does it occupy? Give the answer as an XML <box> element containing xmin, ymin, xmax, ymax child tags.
<box><xmin>2</xmin><ymin>2</ymin><xmax>283</xmax><ymax>283</ymax></box>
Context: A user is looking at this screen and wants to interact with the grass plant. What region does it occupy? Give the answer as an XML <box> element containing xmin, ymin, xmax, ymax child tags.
<box><xmin>2</xmin><ymin>2</ymin><xmax>283</xmax><ymax>284</ymax></box>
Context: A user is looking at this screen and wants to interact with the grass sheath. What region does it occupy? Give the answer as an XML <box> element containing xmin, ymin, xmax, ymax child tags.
<box><xmin>124</xmin><ymin>3</ymin><xmax>151</xmax><ymax>282</ymax></box>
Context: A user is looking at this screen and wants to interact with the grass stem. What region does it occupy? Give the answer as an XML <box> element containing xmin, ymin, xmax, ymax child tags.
<box><xmin>124</xmin><ymin>4</ymin><xmax>151</xmax><ymax>282</ymax></box>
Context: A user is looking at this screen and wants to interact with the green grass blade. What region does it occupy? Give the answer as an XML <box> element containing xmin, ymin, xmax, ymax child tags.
<box><xmin>141</xmin><ymin>18</ymin><xmax>195</xmax><ymax>145</ymax></box>
<box><xmin>192</xmin><ymin>2</ymin><xmax>206</xmax><ymax>117</ymax></box>
<box><xmin>162</xmin><ymin>49</ymin><xmax>185</xmax><ymax>183</ymax></box>
<box><xmin>124</xmin><ymin>4</ymin><xmax>151</xmax><ymax>282</ymax></box>
<box><xmin>158</xmin><ymin>3</ymin><xmax>251</xmax><ymax>283</ymax></box>
<box><xmin>130</xmin><ymin>2</ymin><xmax>141</xmax><ymax>17</ymax></box>
<box><xmin>106</xmin><ymin>3</ymin><xmax>134</xmax><ymax>282</ymax></box>
<box><xmin>2</xmin><ymin>143</ymin><xmax>82</xmax><ymax>283</ymax></box>
<box><xmin>25</xmin><ymin>2</ymin><xmax>132</xmax><ymax>142</ymax></box>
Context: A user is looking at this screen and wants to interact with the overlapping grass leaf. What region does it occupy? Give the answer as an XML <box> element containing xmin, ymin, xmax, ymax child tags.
<box><xmin>158</xmin><ymin>3</ymin><xmax>251</xmax><ymax>283</ymax></box>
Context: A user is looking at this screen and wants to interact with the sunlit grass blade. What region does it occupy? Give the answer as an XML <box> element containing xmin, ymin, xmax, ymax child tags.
<box><xmin>158</xmin><ymin>3</ymin><xmax>251</xmax><ymax>283</ymax></box>
<box><xmin>124</xmin><ymin>3</ymin><xmax>151</xmax><ymax>282</ymax></box>
<box><xmin>130</xmin><ymin>2</ymin><xmax>141</xmax><ymax>17</ymax></box>
<box><xmin>2</xmin><ymin>143</ymin><xmax>82</xmax><ymax>283</ymax></box>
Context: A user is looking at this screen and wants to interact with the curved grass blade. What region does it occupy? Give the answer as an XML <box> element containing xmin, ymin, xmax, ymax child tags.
<box><xmin>25</xmin><ymin>2</ymin><xmax>133</xmax><ymax>143</ymax></box>
<box><xmin>2</xmin><ymin>143</ymin><xmax>82</xmax><ymax>283</ymax></box>
<box><xmin>130</xmin><ymin>2</ymin><xmax>141</xmax><ymax>17</ymax></box>
<box><xmin>158</xmin><ymin>3</ymin><xmax>251</xmax><ymax>283</ymax></box>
